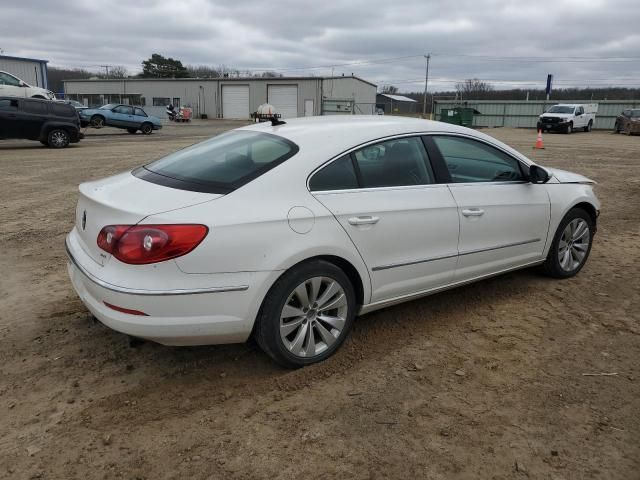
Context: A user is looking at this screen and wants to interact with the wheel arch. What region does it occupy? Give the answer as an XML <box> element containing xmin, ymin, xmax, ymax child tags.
<box><xmin>572</xmin><ymin>201</ymin><xmax>598</xmax><ymax>227</ymax></box>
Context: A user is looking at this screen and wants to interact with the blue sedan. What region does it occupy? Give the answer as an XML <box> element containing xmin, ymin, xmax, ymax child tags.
<box><xmin>79</xmin><ymin>104</ymin><xmax>162</xmax><ymax>134</ymax></box>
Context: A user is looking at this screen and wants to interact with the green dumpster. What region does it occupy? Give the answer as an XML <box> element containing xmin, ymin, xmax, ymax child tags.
<box><xmin>439</xmin><ymin>107</ymin><xmax>480</xmax><ymax>127</ymax></box>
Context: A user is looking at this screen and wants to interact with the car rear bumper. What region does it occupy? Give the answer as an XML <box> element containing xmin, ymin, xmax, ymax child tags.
<box><xmin>65</xmin><ymin>236</ymin><xmax>276</xmax><ymax>346</ymax></box>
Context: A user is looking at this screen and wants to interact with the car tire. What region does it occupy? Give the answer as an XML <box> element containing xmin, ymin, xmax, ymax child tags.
<box><xmin>565</xmin><ymin>122</ymin><xmax>573</xmax><ymax>134</ymax></box>
<box><xmin>141</xmin><ymin>123</ymin><xmax>153</xmax><ymax>135</ymax></box>
<box><xmin>542</xmin><ymin>208</ymin><xmax>594</xmax><ymax>279</ymax></box>
<box><xmin>47</xmin><ymin>129</ymin><xmax>70</xmax><ymax>148</ymax></box>
<box><xmin>614</xmin><ymin>121</ymin><xmax>621</xmax><ymax>134</ymax></box>
<box><xmin>254</xmin><ymin>260</ymin><xmax>357</xmax><ymax>368</ymax></box>
<box><xmin>90</xmin><ymin>115</ymin><xmax>105</xmax><ymax>128</ymax></box>
<box><xmin>40</xmin><ymin>140</ymin><xmax>48</xmax><ymax>146</ymax></box>
<box><xmin>127</xmin><ymin>128</ymin><xmax>137</xmax><ymax>134</ymax></box>
<box><xmin>584</xmin><ymin>120</ymin><xmax>592</xmax><ymax>132</ymax></box>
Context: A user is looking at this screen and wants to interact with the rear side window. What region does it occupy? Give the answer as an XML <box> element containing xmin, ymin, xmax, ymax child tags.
<box><xmin>309</xmin><ymin>155</ymin><xmax>358</xmax><ymax>191</ymax></box>
<box><xmin>50</xmin><ymin>103</ymin><xmax>75</xmax><ymax>117</ymax></box>
<box><xmin>23</xmin><ymin>101</ymin><xmax>47</xmax><ymax>114</ymax></box>
<box><xmin>134</xmin><ymin>108</ymin><xmax>147</xmax><ymax>117</ymax></box>
<box><xmin>432</xmin><ymin>135</ymin><xmax>525</xmax><ymax>183</ymax></box>
<box><xmin>0</xmin><ymin>99</ymin><xmax>18</xmax><ymax>110</ymax></box>
<box><xmin>137</xmin><ymin>131</ymin><xmax>299</xmax><ymax>194</ymax></box>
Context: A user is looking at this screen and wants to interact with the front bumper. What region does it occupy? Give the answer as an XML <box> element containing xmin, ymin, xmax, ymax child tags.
<box><xmin>537</xmin><ymin>119</ymin><xmax>571</xmax><ymax>131</ymax></box>
<box><xmin>65</xmin><ymin>236</ymin><xmax>276</xmax><ymax>345</ymax></box>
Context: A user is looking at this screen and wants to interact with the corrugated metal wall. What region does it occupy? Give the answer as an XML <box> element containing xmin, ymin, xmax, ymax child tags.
<box><xmin>434</xmin><ymin>100</ymin><xmax>640</xmax><ymax>130</ymax></box>
<box><xmin>0</xmin><ymin>57</ymin><xmax>47</xmax><ymax>88</ymax></box>
<box><xmin>64</xmin><ymin>77</ymin><xmax>376</xmax><ymax>119</ymax></box>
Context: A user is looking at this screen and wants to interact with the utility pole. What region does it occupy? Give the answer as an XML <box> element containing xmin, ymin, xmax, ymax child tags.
<box><xmin>100</xmin><ymin>65</ymin><xmax>112</xmax><ymax>77</ymax></box>
<box><xmin>422</xmin><ymin>53</ymin><xmax>431</xmax><ymax>118</ymax></box>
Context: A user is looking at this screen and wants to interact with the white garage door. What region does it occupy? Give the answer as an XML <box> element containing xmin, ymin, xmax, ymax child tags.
<box><xmin>268</xmin><ymin>85</ymin><xmax>298</xmax><ymax>118</ymax></box>
<box><xmin>222</xmin><ymin>85</ymin><xmax>249</xmax><ymax>119</ymax></box>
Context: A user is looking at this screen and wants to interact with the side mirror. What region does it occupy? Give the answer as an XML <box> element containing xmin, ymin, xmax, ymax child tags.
<box><xmin>20</xmin><ymin>81</ymin><xmax>28</xmax><ymax>87</ymax></box>
<box><xmin>529</xmin><ymin>165</ymin><xmax>550</xmax><ymax>184</ymax></box>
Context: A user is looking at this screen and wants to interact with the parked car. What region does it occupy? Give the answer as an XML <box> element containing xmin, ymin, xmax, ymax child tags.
<box><xmin>0</xmin><ymin>71</ymin><xmax>56</xmax><ymax>100</ymax></box>
<box><xmin>0</xmin><ymin>96</ymin><xmax>82</xmax><ymax>148</ymax></box>
<box><xmin>79</xmin><ymin>104</ymin><xmax>162</xmax><ymax>134</ymax></box>
<box><xmin>58</xmin><ymin>99</ymin><xmax>88</xmax><ymax>111</ymax></box>
<box><xmin>66</xmin><ymin>116</ymin><xmax>599</xmax><ymax>367</ymax></box>
<box><xmin>538</xmin><ymin>103</ymin><xmax>598</xmax><ymax>134</ymax></box>
<box><xmin>614</xmin><ymin>108</ymin><xmax>640</xmax><ymax>135</ymax></box>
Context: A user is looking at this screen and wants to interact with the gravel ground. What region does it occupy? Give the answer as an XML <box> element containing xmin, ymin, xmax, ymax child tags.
<box><xmin>1</xmin><ymin>122</ymin><xmax>638</xmax><ymax>480</ymax></box>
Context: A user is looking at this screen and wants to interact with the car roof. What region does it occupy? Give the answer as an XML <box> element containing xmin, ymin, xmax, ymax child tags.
<box><xmin>238</xmin><ymin>115</ymin><xmax>531</xmax><ymax>165</ymax></box>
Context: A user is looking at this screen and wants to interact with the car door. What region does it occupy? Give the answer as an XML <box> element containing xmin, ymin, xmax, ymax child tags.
<box><xmin>310</xmin><ymin>135</ymin><xmax>460</xmax><ymax>303</ymax></box>
<box><xmin>19</xmin><ymin>99</ymin><xmax>48</xmax><ymax>139</ymax></box>
<box><xmin>133</xmin><ymin>107</ymin><xmax>148</xmax><ymax>127</ymax></box>
<box><xmin>0</xmin><ymin>98</ymin><xmax>21</xmax><ymax>138</ymax></box>
<box><xmin>575</xmin><ymin>106</ymin><xmax>585</xmax><ymax>128</ymax></box>
<box><xmin>111</xmin><ymin>105</ymin><xmax>134</xmax><ymax>127</ymax></box>
<box><xmin>430</xmin><ymin>134</ymin><xmax>550</xmax><ymax>282</ymax></box>
<box><xmin>0</xmin><ymin>72</ymin><xmax>26</xmax><ymax>98</ymax></box>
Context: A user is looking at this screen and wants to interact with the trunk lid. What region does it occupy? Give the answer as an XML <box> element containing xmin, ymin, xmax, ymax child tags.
<box><xmin>74</xmin><ymin>171</ymin><xmax>221</xmax><ymax>265</ymax></box>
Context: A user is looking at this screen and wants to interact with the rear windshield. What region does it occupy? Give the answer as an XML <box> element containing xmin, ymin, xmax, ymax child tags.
<box><xmin>135</xmin><ymin>131</ymin><xmax>299</xmax><ymax>194</ymax></box>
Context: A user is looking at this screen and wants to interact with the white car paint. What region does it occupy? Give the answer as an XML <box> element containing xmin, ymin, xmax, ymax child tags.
<box><xmin>66</xmin><ymin>116</ymin><xmax>600</xmax><ymax>348</ymax></box>
<box><xmin>0</xmin><ymin>70</ymin><xmax>55</xmax><ymax>100</ymax></box>
<box><xmin>539</xmin><ymin>103</ymin><xmax>598</xmax><ymax>130</ymax></box>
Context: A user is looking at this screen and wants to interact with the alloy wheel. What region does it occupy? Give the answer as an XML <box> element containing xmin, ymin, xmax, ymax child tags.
<box><xmin>50</xmin><ymin>131</ymin><xmax>67</xmax><ymax>147</ymax></box>
<box><xmin>558</xmin><ymin>218</ymin><xmax>590</xmax><ymax>271</ymax></box>
<box><xmin>279</xmin><ymin>276</ymin><xmax>348</xmax><ymax>358</ymax></box>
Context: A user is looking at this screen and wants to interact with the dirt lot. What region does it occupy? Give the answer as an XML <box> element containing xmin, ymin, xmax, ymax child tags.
<box><xmin>1</xmin><ymin>122</ymin><xmax>639</xmax><ymax>479</ymax></box>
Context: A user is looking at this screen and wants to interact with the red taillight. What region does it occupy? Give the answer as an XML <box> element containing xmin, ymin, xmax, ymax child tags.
<box><xmin>97</xmin><ymin>224</ymin><xmax>208</xmax><ymax>265</ymax></box>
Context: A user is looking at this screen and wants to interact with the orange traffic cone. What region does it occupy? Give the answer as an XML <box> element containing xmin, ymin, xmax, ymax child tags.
<box><xmin>533</xmin><ymin>130</ymin><xmax>545</xmax><ymax>149</ymax></box>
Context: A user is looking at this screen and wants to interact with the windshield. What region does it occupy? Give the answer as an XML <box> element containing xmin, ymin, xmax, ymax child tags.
<box><xmin>546</xmin><ymin>106</ymin><xmax>575</xmax><ymax>114</ymax></box>
<box><xmin>631</xmin><ymin>110</ymin><xmax>640</xmax><ymax>118</ymax></box>
<box><xmin>136</xmin><ymin>131</ymin><xmax>299</xmax><ymax>194</ymax></box>
<box><xmin>99</xmin><ymin>104</ymin><xmax>117</xmax><ymax>110</ymax></box>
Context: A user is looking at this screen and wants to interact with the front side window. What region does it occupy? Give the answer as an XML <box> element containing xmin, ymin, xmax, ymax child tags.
<box><xmin>0</xmin><ymin>72</ymin><xmax>21</xmax><ymax>86</ymax></box>
<box><xmin>23</xmin><ymin>101</ymin><xmax>47</xmax><ymax>114</ymax></box>
<box><xmin>113</xmin><ymin>105</ymin><xmax>133</xmax><ymax>115</ymax></box>
<box><xmin>134</xmin><ymin>108</ymin><xmax>147</xmax><ymax>117</ymax></box>
<box><xmin>136</xmin><ymin>131</ymin><xmax>299</xmax><ymax>193</ymax></box>
<box><xmin>432</xmin><ymin>135</ymin><xmax>525</xmax><ymax>183</ymax></box>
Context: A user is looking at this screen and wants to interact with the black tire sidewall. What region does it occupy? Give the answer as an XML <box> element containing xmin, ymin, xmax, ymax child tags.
<box><xmin>47</xmin><ymin>129</ymin><xmax>69</xmax><ymax>148</ymax></box>
<box><xmin>141</xmin><ymin>123</ymin><xmax>153</xmax><ymax>134</ymax></box>
<box><xmin>91</xmin><ymin>115</ymin><xmax>104</xmax><ymax>128</ymax></box>
<box><xmin>256</xmin><ymin>260</ymin><xmax>356</xmax><ymax>368</ymax></box>
<box><xmin>544</xmin><ymin>208</ymin><xmax>594</xmax><ymax>278</ymax></box>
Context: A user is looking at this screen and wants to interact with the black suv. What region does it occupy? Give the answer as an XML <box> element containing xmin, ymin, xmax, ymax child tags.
<box><xmin>0</xmin><ymin>97</ymin><xmax>82</xmax><ymax>148</ymax></box>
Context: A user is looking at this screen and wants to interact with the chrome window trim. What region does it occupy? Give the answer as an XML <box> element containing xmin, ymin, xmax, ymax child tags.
<box><xmin>372</xmin><ymin>238</ymin><xmax>541</xmax><ymax>272</ymax></box>
<box><xmin>66</xmin><ymin>241</ymin><xmax>249</xmax><ymax>296</ymax></box>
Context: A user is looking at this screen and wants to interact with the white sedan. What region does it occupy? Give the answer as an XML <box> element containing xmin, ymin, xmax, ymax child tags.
<box><xmin>66</xmin><ymin>116</ymin><xmax>599</xmax><ymax>367</ymax></box>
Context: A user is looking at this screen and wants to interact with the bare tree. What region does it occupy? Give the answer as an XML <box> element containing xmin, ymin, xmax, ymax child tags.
<box><xmin>107</xmin><ymin>66</ymin><xmax>128</xmax><ymax>78</ymax></box>
<box><xmin>186</xmin><ymin>65</ymin><xmax>223</xmax><ymax>78</ymax></box>
<box><xmin>381</xmin><ymin>85</ymin><xmax>399</xmax><ymax>94</ymax></box>
<box><xmin>455</xmin><ymin>78</ymin><xmax>494</xmax><ymax>99</ymax></box>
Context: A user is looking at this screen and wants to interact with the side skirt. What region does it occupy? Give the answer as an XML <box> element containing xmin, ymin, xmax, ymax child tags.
<box><xmin>358</xmin><ymin>260</ymin><xmax>544</xmax><ymax>315</ymax></box>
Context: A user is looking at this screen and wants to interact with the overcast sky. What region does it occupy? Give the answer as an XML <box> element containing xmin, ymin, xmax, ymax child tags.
<box><xmin>2</xmin><ymin>0</ymin><xmax>639</xmax><ymax>91</ymax></box>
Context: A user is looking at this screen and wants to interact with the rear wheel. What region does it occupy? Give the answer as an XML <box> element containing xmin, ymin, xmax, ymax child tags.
<box><xmin>614</xmin><ymin>121</ymin><xmax>621</xmax><ymax>134</ymax></box>
<box><xmin>584</xmin><ymin>120</ymin><xmax>592</xmax><ymax>132</ymax></box>
<box><xmin>47</xmin><ymin>129</ymin><xmax>70</xmax><ymax>148</ymax></box>
<box><xmin>254</xmin><ymin>260</ymin><xmax>356</xmax><ymax>368</ymax></box>
<box><xmin>141</xmin><ymin>123</ymin><xmax>153</xmax><ymax>135</ymax></box>
<box><xmin>543</xmin><ymin>208</ymin><xmax>594</xmax><ymax>278</ymax></box>
<box><xmin>127</xmin><ymin>128</ymin><xmax>137</xmax><ymax>134</ymax></box>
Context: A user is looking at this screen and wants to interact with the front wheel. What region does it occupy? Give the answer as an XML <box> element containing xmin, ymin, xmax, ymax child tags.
<box><xmin>140</xmin><ymin>123</ymin><xmax>153</xmax><ymax>135</ymax></box>
<box><xmin>565</xmin><ymin>122</ymin><xmax>573</xmax><ymax>134</ymax></box>
<box><xmin>90</xmin><ymin>115</ymin><xmax>105</xmax><ymax>128</ymax></box>
<box><xmin>47</xmin><ymin>129</ymin><xmax>70</xmax><ymax>148</ymax></box>
<box><xmin>543</xmin><ymin>208</ymin><xmax>594</xmax><ymax>278</ymax></box>
<box><xmin>127</xmin><ymin>128</ymin><xmax>137</xmax><ymax>134</ymax></box>
<box><xmin>614</xmin><ymin>122</ymin><xmax>621</xmax><ymax>134</ymax></box>
<box><xmin>254</xmin><ymin>260</ymin><xmax>356</xmax><ymax>368</ymax></box>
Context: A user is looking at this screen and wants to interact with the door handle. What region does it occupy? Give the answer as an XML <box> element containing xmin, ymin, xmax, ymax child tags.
<box><xmin>348</xmin><ymin>215</ymin><xmax>380</xmax><ymax>226</ymax></box>
<box><xmin>462</xmin><ymin>208</ymin><xmax>485</xmax><ymax>217</ymax></box>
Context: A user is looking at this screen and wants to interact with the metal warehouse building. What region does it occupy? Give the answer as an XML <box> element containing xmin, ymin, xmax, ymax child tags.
<box><xmin>0</xmin><ymin>54</ymin><xmax>49</xmax><ymax>88</ymax></box>
<box><xmin>63</xmin><ymin>76</ymin><xmax>377</xmax><ymax>119</ymax></box>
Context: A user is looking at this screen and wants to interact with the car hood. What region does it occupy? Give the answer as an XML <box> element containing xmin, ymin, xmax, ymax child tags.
<box><xmin>540</xmin><ymin>113</ymin><xmax>572</xmax><ymax>119</ymax></box>
<box><xmin>546</xmin><ymin>167</ymin><xmax>595</xmax><ymax>184</ymax></box>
